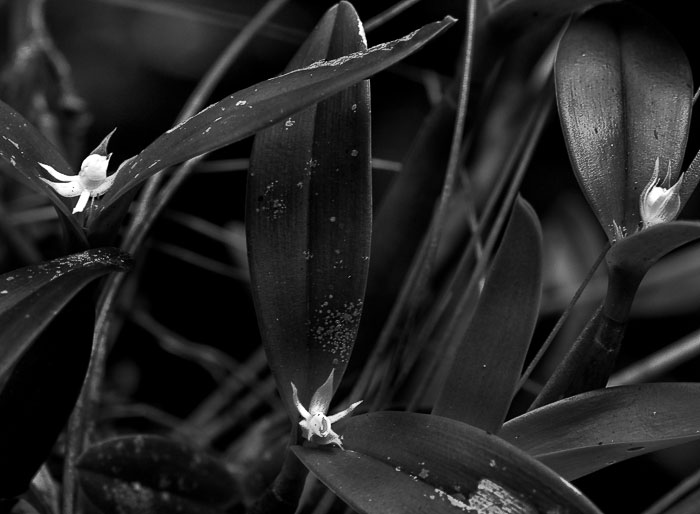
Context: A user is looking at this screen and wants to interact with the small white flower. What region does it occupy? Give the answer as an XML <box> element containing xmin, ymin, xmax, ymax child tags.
<box><xmin>291</xmin><ymin>369</ymin><xmax>362</xmax><ymax>449</ymax></box>
<box><xmin>640</xmin><ymin>157</ymin><xmax>683</xmax><ymax>229</ymax></box>
<box><xmin>39</xmin><ymin>152</ymin><xmax>116</xmax><ymax>214</ymax></box>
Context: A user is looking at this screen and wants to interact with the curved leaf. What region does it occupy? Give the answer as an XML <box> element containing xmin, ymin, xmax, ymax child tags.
<box><xmin>606</xmin><ymin>220</ymin><xmax>700</xmax><ymax>278</ymax></box>
<box><xmin>501</xmin><ymin>383</ymin><xmax>700</xmax><ymax>480</ymax></box>
<box><xmin>77</xmin><ymin>435</ymin><xmax>236</xmax><ymax>513</ymax></box>
<box><xmin>0</xmin><ymin>99</ymin><xmax>87</xmax><ymax>247</ymax></box>
<box><xmin>555</xmin><ymin>4</ymin><xmax>692</xmax><ymax>240</ymax></box>
<box><xmin>0</xmin><ymin>248</ymin><xmax>132</xmax><ymax>378</ymax></box>
<box><xmin>433</xmin><ymin>197</ymin><xmax>542</xmax><ymax>431</ymax></box>
<box><xmin>88</xmin><ymin>15</ymin><xmax>456</xmax><ymax>239</ymax></box>
<box><xmin>293</xmin><ymin>412</ymin><xmax>602</xmax><ymax>514</ymax></box>
<box><xmin>246</xmin><ymin>2</ymin><xmax>371</xmax><ymax>416</ymax></box>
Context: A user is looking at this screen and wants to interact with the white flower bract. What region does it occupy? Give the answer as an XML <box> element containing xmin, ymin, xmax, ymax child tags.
<box><xmin>291</xmin><ymin>369</ymin><xmax>362</xmax><ymax>449</ymax></box>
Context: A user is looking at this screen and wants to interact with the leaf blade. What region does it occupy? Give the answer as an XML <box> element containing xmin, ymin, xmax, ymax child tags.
<box><xmin>501</xmin><ymin>383</ymin><xmax>700</xmax><ymax>480</ymax></box>
<box><xmin>432</xmin><ymin>197</ymin><xmax>542</xmax><ymax>432</ymax></box>
<box><xmin>293</xmin><ymin>412</ymin><xmax>602</xmax><ymax>514</ymax></box>
<box><xmin>89</xmin><ymin>15</ymin><xmax>456</xmax><ymax>234</ymax></box>
<box><xmin>246</xmin><ymin>2</ymin><xmax>372</xmax><ymax>415</ymax></box>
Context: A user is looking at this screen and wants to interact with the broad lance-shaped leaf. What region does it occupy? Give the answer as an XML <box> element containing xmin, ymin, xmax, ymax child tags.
<box><xmin>555</xmin><ymin>4</ymin><xmax>693</xmax><ymax>240</ymax></box>
<box><xmin>501</xmin><ymin>383</ymin><xmax>700</xmax><ymax>481</ymax></box>
<box><xmin>247</xmin><ymin>2</ymin><xmax>371</xmax><ymax>417</ymax></box>
<box><xmin>0</xmin><ymin>247</ymin><xmax>132</xmax><ymax>378</ymax></box>
<box><xmin>0</xmin><ymin>100</ymin><xmax>87</xmax><ymax>247</ymax></box>
<box><xmin>433</xmin><ymin>197</ymin><xmax>542</xmax><ymax>431</ymax></box>
<box><xmin>88</xmin><ymin>14</ymin><xmax>455</xmax><ymax>242</ymax></box>
<box><xmin>77</xmin><ymin>435</ymin><xmax>236</xmax><ymax>514</ymax></box>
<box><xmin>293</xmin><ymin>412</ymin><xmax>602</xmax><ymax>514</ymax></box>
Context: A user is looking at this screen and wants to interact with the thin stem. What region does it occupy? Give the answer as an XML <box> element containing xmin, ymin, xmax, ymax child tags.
<box><xmin>517</xmin><ymin>241</ymin><xmax>610</xmax><ymax>392</ymax></box>
<box><xmin>608</xmin><ymin>326</ymin><xmax>700</xmax><ymax>386</ymax></box>
<box><xmin>358</xmin><ymin>0</ymin><xmax>477</xmax><ymax>407</ymax></box>
<box><xmin>641</xmin><ymin>466</ymin><xmax>700</xmax><ymax>514</ymax></box>
<box><xmin>364</xmin><ymin>0</ymin><xmax>424</xmax><ymax>32</ymax></box>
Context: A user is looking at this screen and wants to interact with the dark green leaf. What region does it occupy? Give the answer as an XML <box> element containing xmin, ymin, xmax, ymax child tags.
<box><xmin>555</xmin><ymin>5</ymin><xmax>692</xmax><ymax>240</ymax></box>
<box><xmin>0</xmin><ymin>248</ymin><xmax>132</xmax><ymax>379</ymax></box>
<box><xmin>293</xmin><ymin>412</ymin><xmax>602</xmax><ymax>514</ymax></box>
<box><xmin>502</xmin><ymin>383</ymin><xmax>700</xmax><ymax>480</ymax></box>
<box><xmin>246</xmin><ymin>2</ymin><xmax>371</xmax><ymax>414</ymax></box>
<box><xmin>77</xmin><ymin>435</ymin><xmax>236</xmax><ymax>513</ymax></box>
<box><xmin>0</xmin><ymin>99</ymin><xmax>87</xmax><ymax>247</ymax></box>
<box><xmin>433</xmin><ymin>197</ymin><xmax>542</xmax><ymax>432</ymax></box>
<box><xmin>88</xmin><ymin>15</ymin><xmax>455</xmax><ymax>240</ymax></box>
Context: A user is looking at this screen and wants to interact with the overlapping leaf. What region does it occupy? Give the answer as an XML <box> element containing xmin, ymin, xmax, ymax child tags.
<box><xmin>246</xmin><ymin>1</ymin><xmax>372</xmax><ymax>417</ymax></box>
<box><xmin>87</xmin><ymin>14</ymin><xmax>455</xmax><ymax>244</ymax></box>
<box><xmin>293</xmin><ymin>412</ymin><xmax>602</xmax><ymax>514</ymax></box>
<box><xmin>501</xmin><ymin>383</ymin><xmax>700</xmax><ymax>480</ymax></box>
<box><xmin>0</xmin><ymin>248</ymin><xmax>131</xmax><ymax>378</ymax></box>
<box><xmin>433</xmin><ymin>197</ymin><xmax>542</xmax><ymax>431</ymax></box>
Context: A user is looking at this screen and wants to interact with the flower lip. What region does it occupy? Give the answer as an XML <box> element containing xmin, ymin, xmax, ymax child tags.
<box><xmin>79</xmin><ymin>153</ymin><xmax>112</xmax><ymax>190</ymax></box>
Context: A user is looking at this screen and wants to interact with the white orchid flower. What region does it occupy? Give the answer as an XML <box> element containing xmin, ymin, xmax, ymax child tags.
<box><xmin>291</xmin><ymin>369</ymin><xmax>362</xmax><ymax>449</ymax></box>
<box><xmin>39</xmin><ymin>152</ymin><xmax>116</xmax><ymax>214</ymax></box>
<box><xmin>640</xmin><ymin>157</ymin><xmax>684</xmax><ymax>229</ymax></box>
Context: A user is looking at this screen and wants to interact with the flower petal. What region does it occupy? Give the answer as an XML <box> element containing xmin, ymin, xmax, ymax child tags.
<box><xmin>39</xmin><ymin>177</ymin><xmax>83</xmax><ymax>197</ymax></box>
<box><xmin>72</xmin><ymin>190</ymin><xmax>91</xmax><ymax>214</ymax></box>
<box><xmin>309</xmin><ymin>369</ymin><xmax>335</xmax><ymax>415</ymax></box>
<box><xmin>291</xmin><ymin>382</ymin><xmax>311</xmax><ymax>420</ymax></box>
<box><xmin>327</xmin><ymin>400</ymin><xmax>362</xmax><ymax>424</ymax></box>
<box><xmin>38</xmin><ymin>163</ymin><xmax>76</xmax><ymax>182</ymax></box>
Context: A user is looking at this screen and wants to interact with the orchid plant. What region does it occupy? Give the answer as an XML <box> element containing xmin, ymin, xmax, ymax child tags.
<box><xmin>2</xmin><ymin>1</ymin><xmax>700</xmax><ymax>514</ymax></box>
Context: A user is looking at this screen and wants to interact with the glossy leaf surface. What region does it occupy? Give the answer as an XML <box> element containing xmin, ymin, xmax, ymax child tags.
<box><xmin>77</xmin><ymin>435</ymin><xmax>236</xmax><ymax>513</ymax></box>
<box><xmin>502</xmin><ymin>383</ymin><xmax>700</xmax><ymax>480</ymax></box>
<box><xmin>555</xmin><ymin>5</ymin><xmax>692</xmax><ymax>240</ymax></box>
<box><xmin>247</xmin><ymin>2</ymin><xmax>371</xmax><ymax>417</ymax></box>
<box><xmin>88</xmin><ymin>14</ymin><xmax>455</xmax><ymax>241</ymax></box>
<box><xmin>0</xmin><ymin>248</ymin><xmax>131</xmax><ymax>378</ymax></box>
<box><xmin>433</xmin><ymin>197</ymin><xmax>542</xmax><ymax>432</ymax></box>
<box><xmin>293</xmin><ymin>412</ymin><xmax>602</xmax><ymax>514</ymax></box>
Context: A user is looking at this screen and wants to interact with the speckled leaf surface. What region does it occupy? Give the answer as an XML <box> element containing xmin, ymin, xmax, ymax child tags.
<box><xmin>433</xmin><ymin>197</ymin><xmax>542</xmax><ymax>432</ymax></box>
<box><xmin>293</xmin><ymin>412</ymin><xmax>602</xmax><ymax>514</ymax></box>
<box><xmin>87</xmin><ymin>14</ymin><xmax>455</xmax><ymax>242</ymax></box>
<box><xmin>246</xmin><ymin>2</ymin><xmax>371</xmax><ymax>417</ymax></box>
<box><xmin>77</xmin><ymin>435</ymin><xmax>236</xmax><ymax>514</ymax></box>
<box><xmin>0</xmin><ymin>248</ymin><xmax>131</xmax><ymax>379</ymax></box>
<box><xmin>555</xmin><ymin>5</ymin><xmax>692</xmax><ymax>240</ymax></box>
<box><xmin>0</xmin><ymin>99</ymin><xmax>87</xmax><ymax>247</ymax></box>
<box><xmin>501</xmin><ymin>383</ymin><xmax>700</xmax><ymax>480</ymax></box>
